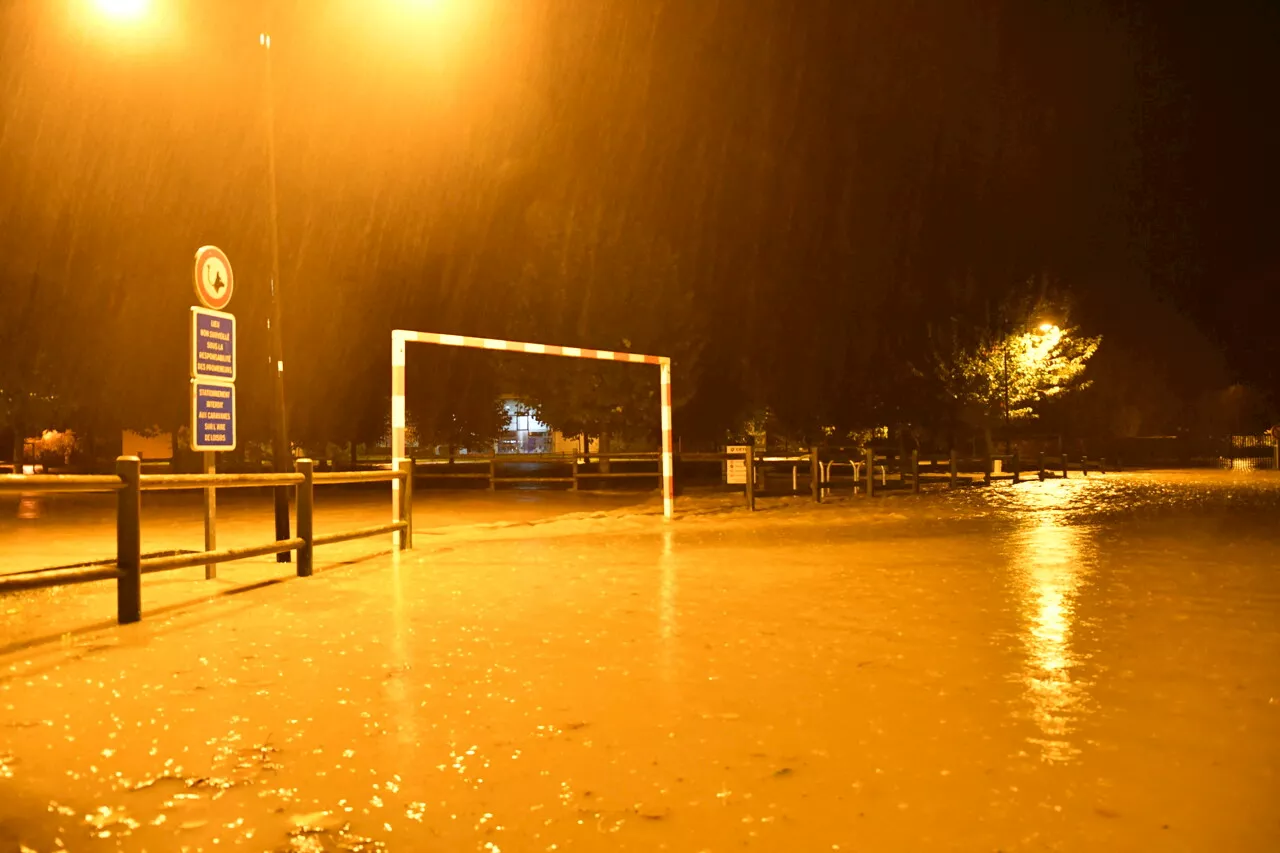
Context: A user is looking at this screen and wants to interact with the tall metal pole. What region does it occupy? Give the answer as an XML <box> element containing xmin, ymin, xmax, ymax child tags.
<box><xmin>391</xmin><ymin>331</ymin><xmax>407</xmax><ymax>548</ymax></box>
<box><xmin>659</xmin><ymin>359</ymin><xmax>674</xmax><ymax>519</ymax></box>
<box><xmin>262</xmin><ymin>30</ymin><xmax>291</xmax><ymax>561</ymax></box>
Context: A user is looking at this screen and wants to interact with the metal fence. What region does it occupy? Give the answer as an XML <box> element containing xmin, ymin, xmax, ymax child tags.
<box><xmin>408</xmin><ymin>447</ymin><xmax>1109</xmax><ymax>506</ymax></box>
<box><xmin>0</xmin><ymin>456</ymin><xmax>411</xmax><ymax>624</ymax></box>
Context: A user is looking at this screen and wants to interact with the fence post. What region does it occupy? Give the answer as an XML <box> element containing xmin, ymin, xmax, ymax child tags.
<box><xmin>116</xmin><ymin>456</ymin><xmax>142</xmax><ymax>625</ymax></box>
<box><xmin>949</xmin><ymin>448</ymin><xmax>958</xmax><ymax>489</ymax></box>
<box><xmin>397</xmin><ymin>458</ymin><xmax>413</xmax><ymax>550</ymax></box>
<box><xmin>864</xmin><ymin>447</ymin><xmax>875</xmax><ymax>498</ymax></box>
<box><xmin>810</xmin><ymin>446</ymin><xmax>821</xmax><ymax>503</ymax></box>
<box><xmin>1012</xmin><ymin>452</ymin><xmax>1021</xmax><ymax>484</ymax></box>
<box><xmin>1082</xmin><ymin>455</ymin><xmax>1089</xmax><ymax>477</ymax></box>
<box><xmin>1061</xmin><ymin>454</ymin><xmax>1069</xmax><ymax>479</ymax></box>
<box><xmin>1038</xmin><ymin>452</ymin><xmax>1047</xmax><ymax>481</ymax></box>
<box><xmin>984</xmin><ymin>454</ymin><xmax>992</xmax><ymax>486</ymax></box>
<box><xmin>910</xmin><ymin>450</ymin><xmax>920</xmax><ymax>494</ymax></box>
<box><xmin>744</xmin><ymin>446</ymin><xmax>756</xmax><ymax>511</ymax></box>
<box><xmin>296</xmin><ymin>458</ymin><xmax>314</xmax><ymax>577</ymax></box>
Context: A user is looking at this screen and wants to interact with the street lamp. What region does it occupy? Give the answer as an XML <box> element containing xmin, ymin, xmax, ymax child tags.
<box><xmin>260</xmin><ymin>29</ymin><xmax>292</xmax><ymax>561</ymax></box>
<box><xmin>93</xmin><ymin>0</ymin><xmax>149</xmax><ymax>20</ymax></box>
<box><xmin>81</xmin><ymin>0</ymin><xmax>292</xmax><ymax>557</ymax></box>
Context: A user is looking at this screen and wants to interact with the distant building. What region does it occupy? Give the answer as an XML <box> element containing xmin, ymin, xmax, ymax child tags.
<box><xmin>496</xmin><ymin>398</ymin><xmax>597</xmax><ymax>455</ymax></box>
<box><xmin>122</xmin><ymin>430</ymin><xmax>173</xmax><ymax>461</ymax></box>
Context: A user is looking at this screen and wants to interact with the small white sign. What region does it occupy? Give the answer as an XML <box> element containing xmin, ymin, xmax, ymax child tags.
<box><xmin>726</xmin><ymin>445</ymin><xmax>750</xmax><ymax>485</ymax></box>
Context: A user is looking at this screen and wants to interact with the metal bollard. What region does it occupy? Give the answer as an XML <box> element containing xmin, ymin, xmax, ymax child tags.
<box><xmin>864</xmin><ymin>447</ymin><xmax>875</xmax><ymax>498</ymax></box>
<box><xmin>116</xmin><ymin>456</ymin><xmax>142</xmax><ymax>624</ymax></box>
<box><xmin>744</xmin><ymin>446</ymin><xmax>756</xmax><ymax>511</ymax></box>
<box><xmin>296</xmin><ymin>458</ymin><xmax>314</xmax><ymax>577</ymax></box>
<box><xmin>397</xmin><ymin>458</ymin><xmax>413</xmax><ymax>550</ymax></box>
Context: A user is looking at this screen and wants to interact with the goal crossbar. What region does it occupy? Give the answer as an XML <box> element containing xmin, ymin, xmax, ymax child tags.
<box><xmin>391</xmin><ymin>329</ymin><xmax>675</xmax><ymax>525</ymax></box>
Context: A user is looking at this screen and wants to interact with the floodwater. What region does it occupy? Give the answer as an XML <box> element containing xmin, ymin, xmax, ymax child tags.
<box><xmin>1</xmin><ymin>471</ymin><xmax>1279</xmax><ymax>851</ymax></box>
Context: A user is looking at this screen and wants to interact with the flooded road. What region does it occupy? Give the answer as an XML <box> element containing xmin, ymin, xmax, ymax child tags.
<box><xmin>2</xmin><ymin>471</ymin><xmax>1278</xmax><ymax>850</ymax></box>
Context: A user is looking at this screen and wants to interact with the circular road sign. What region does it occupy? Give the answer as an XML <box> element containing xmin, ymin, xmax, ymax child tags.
<box><xmin>193</xmin><ymin>245</ymin><xmax>234</xmax><ymax>310</ymax></box>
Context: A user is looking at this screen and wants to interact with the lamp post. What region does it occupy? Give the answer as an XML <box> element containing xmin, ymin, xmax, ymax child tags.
<box><xmin>260</xmin><ymin>30</ymin><xmax>291</xmax><ymax>560</ymax></box>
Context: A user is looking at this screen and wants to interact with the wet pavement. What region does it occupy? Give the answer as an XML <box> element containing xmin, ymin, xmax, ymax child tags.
<box><xmin>0</xmin><ymin>488</ymin><xmax>656</xmax><ymax>577</ymax></box>
<box><xmin>2</xmin><ymin>471</ymin><xmax>1279</xmax><ymax>850</ymax></box>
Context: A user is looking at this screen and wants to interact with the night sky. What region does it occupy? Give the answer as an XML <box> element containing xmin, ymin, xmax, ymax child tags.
<box><xmin>1</xmin><ymin>0</ymin><xmax>1277</xmax><ymax>449</ymax></box>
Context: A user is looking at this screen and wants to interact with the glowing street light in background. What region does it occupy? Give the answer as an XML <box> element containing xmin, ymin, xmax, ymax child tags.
<box><xmin>93</xmin><ymin>0</ymin><xmax>149</xmax><ymax>21</ymax></box>
<box><xmin>74</xmin><ymin>0</ymin><xmax>177</xmax><ymax>50</ymax></box>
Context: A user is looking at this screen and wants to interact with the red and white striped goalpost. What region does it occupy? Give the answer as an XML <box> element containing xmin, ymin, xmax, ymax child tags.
<box><xmin>391</xmin><ymin>329</ymin><xmax>675</xmax><ymax>540</ymax></box>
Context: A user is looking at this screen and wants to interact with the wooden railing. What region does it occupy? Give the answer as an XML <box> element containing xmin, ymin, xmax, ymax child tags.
<box><xmin>0</xmin><ymin>457</ymin><xmax>412</xmax><ymax>623</ymax></box>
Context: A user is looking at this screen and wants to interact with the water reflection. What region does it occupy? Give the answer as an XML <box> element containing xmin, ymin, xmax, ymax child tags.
<box><xmin>1006</xmin><ymin>480</ymin><xmax>1095</xmax><ymax>763</ymax></box>
<box><xmin>659</xmin><ymin>527</ymin><xmax>677</xmax><ymax>680</ymax></box>
<box><xmin>387</xmin><ymin>551</ymin><xmax>420</xmax><ymax>748</ymax></box>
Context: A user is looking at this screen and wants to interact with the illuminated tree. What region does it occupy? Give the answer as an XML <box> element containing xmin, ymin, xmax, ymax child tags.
<box><xmin>937</xmin><ymin>316</ymin><xmax>1101</xmax><ymax>450</ymax></box>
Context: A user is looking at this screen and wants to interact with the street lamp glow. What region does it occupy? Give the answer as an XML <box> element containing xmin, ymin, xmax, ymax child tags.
<box><xmin>1039</xmin><ymin>323</ymin><xmax>1055</xmax><ymax>333</ymax></box>
<box><xmin>94</xmin><ymin>0</ymin><xmax>149</xmax><ymax>20</ymax></box>
<box><xmin>75</xmin><ymin>0</ymin><xmax>178</xmax><ymax>50</ymax></box>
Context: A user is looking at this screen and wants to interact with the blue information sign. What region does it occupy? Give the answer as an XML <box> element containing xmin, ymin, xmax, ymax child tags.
<box><xmin>191</xmin><ymin>380</ymin><xmax>236</xmax><ymax>451</ymax></box>
<box><xmin>190</xmin><ymin>307</ymin><xmax>236</xmax><ymax>382</ymax></box>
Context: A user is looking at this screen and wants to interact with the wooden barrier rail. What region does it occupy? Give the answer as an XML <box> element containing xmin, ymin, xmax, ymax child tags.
<box><xmin>0</xmin><ymin>456</ymin><xmax>413</xmax><ymax>624</ymax></box>
<box><xmin>0</xmin><ymin>474</ymin><xmax>125</xmax><ymax>493</ymax></box>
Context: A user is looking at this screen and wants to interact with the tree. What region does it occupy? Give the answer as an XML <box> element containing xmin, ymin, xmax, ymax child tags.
<box><xmin>501</xmin><ymin>190</ymin><xmax>705</xmax><ymax>453</ymax></box>
<box><xmin>935</xmin><ymin>306</ymin><xmax>1101</xmax><ymax>452</ymax></box>
<box><xmin>406</xmin><ymin>349</ymin><xmax>508</xmax><ymax>455</ymax></box>
<box><xmin>0</xmin><ymin>273</ymin><xmax>71</xmax><ymax>468</ymax></box>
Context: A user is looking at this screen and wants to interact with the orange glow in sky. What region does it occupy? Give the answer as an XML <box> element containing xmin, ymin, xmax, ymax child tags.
<box><xmin>94</xmin><ymin>0</ymin><xmax>149</xmax><ymax>21</ymax></box>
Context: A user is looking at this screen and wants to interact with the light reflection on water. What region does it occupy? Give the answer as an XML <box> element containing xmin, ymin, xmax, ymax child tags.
<box><xmin>658</xmin><ymin>527</ymin><xmax>678</xmax><ymax>681</ymax></box>
<box><xmin>1004</xmin><ymin>479</ymin><xmax>1096</xmax><ymax>763</ymax></box>
<box><xmin>388</xmin><ymin>551</ymin><xmax>420</xmax><ymax>748</ymax></box>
